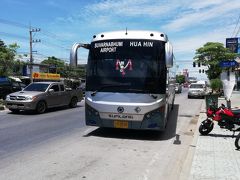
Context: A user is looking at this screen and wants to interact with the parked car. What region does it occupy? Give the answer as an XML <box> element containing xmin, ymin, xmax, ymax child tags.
<box><xmin>188</xmin><ymin>83</ymin><xmax>206</xmax><ymax>99</ymax></box>
<box><xmin>0</xmin><ymin>76</ymin><xmax>26</xmax><ymax>100</ymax></box>
<box><xmin>175</xmin><ymin>83</ymin><xmax>182</xmax><ymax>93</ymax></box>
<box><xmin>4</xmin><ymin>81</ymin><xmax>83</xmax><ymax>113</ymax></box>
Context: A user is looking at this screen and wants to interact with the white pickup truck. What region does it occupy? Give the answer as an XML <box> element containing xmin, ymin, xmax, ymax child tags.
<box><xmin>4</xmin><ymin>81</ymin><xmax>83</xmax><ymax>113</ymax></box>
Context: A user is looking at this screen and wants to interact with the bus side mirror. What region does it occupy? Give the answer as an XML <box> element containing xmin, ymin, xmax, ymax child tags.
<box><xmin>165</xmin><ymin>42</ymin><xmax>173</xmax><ymax>68</ymax></box>
<box><xmin>70</xmin><ymin>43</ymin><xmax>90</xmax><ymax>67</ymax></box>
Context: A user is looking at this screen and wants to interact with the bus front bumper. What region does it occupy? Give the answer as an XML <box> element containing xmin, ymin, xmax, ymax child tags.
<box><xmin>85</xmin><ymin>103</ymin><xmax>166</xmax><ymax>131</ymax></box>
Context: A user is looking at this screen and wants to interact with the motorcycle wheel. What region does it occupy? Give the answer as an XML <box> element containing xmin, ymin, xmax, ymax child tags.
<box><xmin>199</xmin><ymin>119</ymin><xmax>214</xmax><ymax>135</ymax></box>
<box><xmin>235</xmin><ymin>133</ymin><xmax>240</xmax><ymax>149</ymax></box>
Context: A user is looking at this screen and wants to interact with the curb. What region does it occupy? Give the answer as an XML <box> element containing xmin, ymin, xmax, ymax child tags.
<box><xmin>179</xmin><ymin>100</ymin><xmax>206</xmax><ymax>180</ymax></box>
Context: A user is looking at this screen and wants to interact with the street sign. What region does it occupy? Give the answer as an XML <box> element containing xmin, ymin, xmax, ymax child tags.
<box><xmin>226</xmin><ymin>37</ymin><xmax>240</xmax><ymax>53</ymax></box>
<box><xmin>219</xmin><ymin>60</ymin><xmax>238</xmax><ymax>68</ymax></box>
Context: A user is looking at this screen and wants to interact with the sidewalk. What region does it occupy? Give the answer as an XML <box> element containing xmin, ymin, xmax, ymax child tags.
<box><xmin>188</xmin><ymin>91</ymin><xmax>240</xmax><ymax>180</ymax></box>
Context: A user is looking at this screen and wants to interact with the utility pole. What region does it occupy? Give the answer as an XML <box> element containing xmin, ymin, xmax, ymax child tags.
<box><xmin>29</xmin><ymin>27</ymin><xmax>41</xmax><ymax>83</ymax></box>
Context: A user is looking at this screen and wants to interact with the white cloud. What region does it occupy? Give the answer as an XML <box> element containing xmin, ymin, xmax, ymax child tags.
<box><xmin>173</xmin><ymin>25</ymin><xmax>233</xmax><ymax>58</ymax></box>
<box><xmin>34</xmin><ymin>0</ymin><xmax>240</xmax><ymax>62</ymax></box>
<box><xmin>92</xmin><ymin>0</ymin><xmax>162</xmax><ymax>16</ymax></box>
<box><xmin>163</xmin><ymin>0</ymin><xmax>240</xmax><ymax>31</ymax></box>
<box><xmin>189</xmin><ymin>0</ymin><xmax>225</xmax><ymax>10</ymax></box>
<box><xmin>56</xmin><ymin>0</ymin><xmax>182</xmax><ymax>25</ymax></box>
<box><xmin>54</xmin><ymin>0</ymin><xmax>240</xmax><ymax>35</ymax></box>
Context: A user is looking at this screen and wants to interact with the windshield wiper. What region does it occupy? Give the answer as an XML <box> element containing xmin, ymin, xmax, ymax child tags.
<box><xmin>91</xmin><ymin>84</ymin><xmax>130</xmax><ymax>96</ymax></box>
<box><xmin>149</xmin><ymin>94</ymin><xmax>158</xmax><ymax>99</ymax></box>
<box><xmin>91</xmin><ymin>85</ymin><xmax>158</xmax><ymax>99</ymax></box>
<box><xmin>127</xmin><ymin>89</ymin><xmax>149</xmax><ymax>93</ymax></box>
<box><xmin>115</xmin><ymin>88</ymin><xmax>157</xmax><ymax>99</ymax></box>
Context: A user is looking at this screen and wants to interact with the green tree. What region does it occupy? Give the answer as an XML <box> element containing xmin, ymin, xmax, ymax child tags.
<box><xmin>0</xmin><ymin>40</ymin><xmax>20</xmax><ymax>76</ymax></box>
<box><xmin>41</xmin><ymin>56</ymin><xmax>65</xmax><ymax>75</ymax></box>
<box><xmin>194</xmin><ymin>42</ymin><xmax>237</xmax><ymax>80</ymax></box>
<box><xmin>176</xmin><ymin>74</ymin><xmax>185</xmax><ymax>84</ymax></box>
<box><xmin>13</xmin><ymin>59</ymin><xmax>27</xmax><ymax>76</ymax></box>
<box><xmin>210</xmin><ymin>78</ymin><xmax>222</xmax><ymax>93</ymax></box>
<box><xmin>41</xmin><ymin>56</ymin><xmax>86</xmax><ymax>79</ymax></box>
<box><xmin>63</xmin><ymin>65</ymin><xmax>86</xmax><ymax>79</ymax></box>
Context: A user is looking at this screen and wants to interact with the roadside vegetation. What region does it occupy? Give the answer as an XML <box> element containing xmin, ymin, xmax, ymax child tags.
<box><xmin>176</xmin><ymin>74</ymin><xmax>185</xmax><ymax>84</ymax></box>
<box><xmin>194</xmin><ymin>42</ymin><xmax>238</xmax><ymax>91</ymax></box>
<box><xmin>0</xmin><ymin>39</ymin><xmax>85</xmax><ymax>78</ymax></box>
<box><xmin>0</xmin><ymin>99</ymin><xmax>4</xmax><ymax>110</ymax></box>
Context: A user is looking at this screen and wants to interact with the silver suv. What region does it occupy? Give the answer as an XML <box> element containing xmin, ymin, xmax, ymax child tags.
<box><xmin>188</xmin><ymin>83</ymin><xmax>206</xmax><ymax>99</ymax></box>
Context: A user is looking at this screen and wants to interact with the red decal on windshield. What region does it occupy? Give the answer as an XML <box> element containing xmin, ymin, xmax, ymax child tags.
<box><xmin>115</xmin><ymin>59</ymin><xmax>132</xmax><ymax>76</ymax></box>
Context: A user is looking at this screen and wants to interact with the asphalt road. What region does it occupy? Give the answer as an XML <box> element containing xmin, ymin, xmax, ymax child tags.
<box><xmin>0</xmin><ymin>88</ymin><xmax>204</xmax><ymax>180</ymax></box>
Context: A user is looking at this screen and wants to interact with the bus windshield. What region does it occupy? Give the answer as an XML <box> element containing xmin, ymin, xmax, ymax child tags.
<box><xmin>87</xmin><ymin>39</ymin><xmax>167</xmax><ymax>94</ymax></box>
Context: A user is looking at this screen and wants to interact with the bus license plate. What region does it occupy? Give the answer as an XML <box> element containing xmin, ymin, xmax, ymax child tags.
<box><xmin>114</xmin><ymin>120</ymin><xmax>128</xmax><ymax>129</ymax></box>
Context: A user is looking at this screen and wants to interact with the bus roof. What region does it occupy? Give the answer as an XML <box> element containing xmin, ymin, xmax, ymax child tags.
<box><xmin>92</xmin><ymin>30</ymin><xmax>168</xmax><ymax>42</ymax></box>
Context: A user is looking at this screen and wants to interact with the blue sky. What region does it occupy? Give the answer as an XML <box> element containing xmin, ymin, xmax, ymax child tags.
<box><xmin>1</xmin><ymin>0</ymin><xmax>240</xmax><ymax>79</ymax></box>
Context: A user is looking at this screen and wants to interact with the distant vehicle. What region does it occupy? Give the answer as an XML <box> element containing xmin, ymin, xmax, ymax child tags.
<box><xmin>188</xmin><ymin>77</ymin><xmax>197</xmax><ymax>84</ymax></box>
<box><xmin>183</xmin><ymin>82</ymin><xmax>189</xmax><ymax>88</ymax></box>
<box><xmin>188</xmin><ymin>83</ymin><xmax>206</xmax><ymax>99</ymax></box>
<box><xmin>77</xmin><ymin>83</ymin><xmax>85</xmax><ymax>95</ymax></box>
<box><xmin>0</xmin><ymin>76</ymin><xmax>26</xmax><ymax>100</ymax></box>
<box><xmin>19</xmin><ymin>76</ymin><xmax>31</xmax><ymax>86</ymax></box>
<box><xmin>196</xmin><ymin>80</ymin><xmax>210</xmax><ymax>93</ymax></box>
<box><xmin>196</xmin><ymin>80</ymin><xmax>208</xmax><ymax>87</ymax></box>
<box><xmin>175</xmin><ymin>83</ymin><xmax>182</xmax><ymax>93</ymax></box>
<box><xmin>4</xmin><ymin>82</ymin><xmax>83</xmax><ymax>113</ymax></box>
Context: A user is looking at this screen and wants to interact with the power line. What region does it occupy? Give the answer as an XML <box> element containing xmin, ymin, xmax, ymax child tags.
<box><xmin>17</xmin><ymin>52</ymin><xmax>29</xmax><ymax>54</ymax></box>
<box><xmin>235</xmin><ymin>25</ymin><xmax>240</xmax><ymax>37</ymax></box>
<box><xmin>0</xmin><ymin>18</ymin><xmax>72</xmax><ymax>63</ymax></box>
<box><xmin>0</xmin><ymin>31</ymin><xmax>28</xmax><ymax>40</ymax></box>
<box><xmin>40</xmin><ymin>31</ymin><xmax>72</xmax><ymax>44</ymax></box>
<box><xmin>231</xmin><ymin>13</ymin><xmax>240</xmax><ymax>37</ymax></box>
<box><xmin>0</xmin><ymin>18</ymin><xmax>29</xmax><ymax>29</ymax></box>
<box><xmin>0</xmin><ymin>32</ymin><xmax>70</xmax><ymax>57</ymax></box>
<box><xmin>34</xmin><ymin>53</ymin><xmax>71</xmax><ymax>63</ymax></box>
<box><xmin>41</xmin><ymin>41</ymin><xmax>70</xmax><ymax>51</ymax></box>
<box><xmin>0</xmin><ymin>18</ymin><xmax>72</xmax><ymax>48</ymax></box>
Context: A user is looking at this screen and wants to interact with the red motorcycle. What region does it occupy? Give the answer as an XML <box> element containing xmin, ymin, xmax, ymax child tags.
<box><xmin>199</xmin><ymin>103</ymin><xmax>240</xmax><ymax>149</ymax></box>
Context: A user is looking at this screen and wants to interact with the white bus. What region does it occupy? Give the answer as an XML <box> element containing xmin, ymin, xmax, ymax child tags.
<box><xmin>70</xmin><ymin>30</ymin><xmax>175</xmax><ymax>131</ymax></box>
